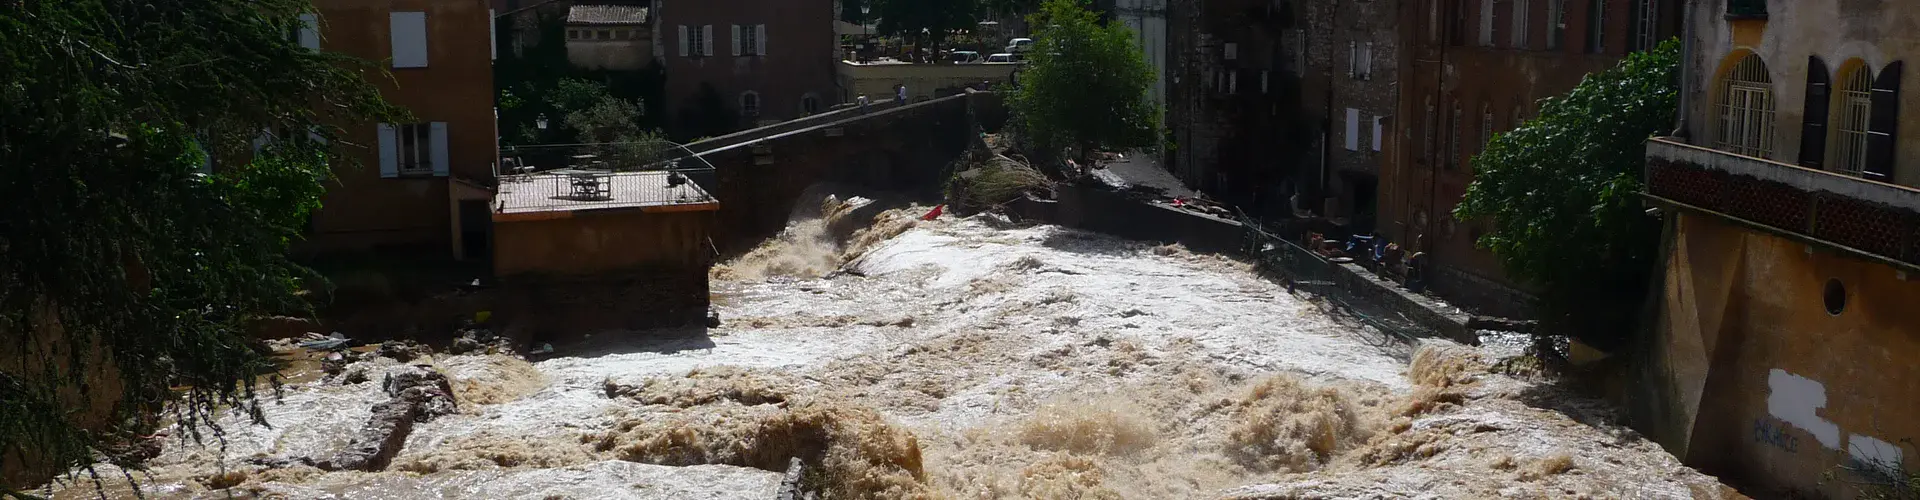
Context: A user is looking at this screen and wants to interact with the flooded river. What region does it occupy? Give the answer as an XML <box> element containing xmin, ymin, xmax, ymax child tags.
<box><xmin>37</xmin><ymin>205</ymin><xmax>1738</xmax><ymax>499</ymax></box>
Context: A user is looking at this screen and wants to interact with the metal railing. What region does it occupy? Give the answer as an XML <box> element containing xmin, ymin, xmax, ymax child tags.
<box><xmin>495</xmin><ymin>140</ymin><xmax>718</xmax><ymax>213</ymax></box>
<box><xmin>1239</xmin><ymin>213</ymin><xmax>1438</xmax><ymax>349</ymax></box>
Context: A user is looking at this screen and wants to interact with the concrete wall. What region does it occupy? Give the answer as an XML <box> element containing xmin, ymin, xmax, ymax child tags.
<box><xmin>1678</xmin><ymin>1</ymin><xmax>1920</xmax><ymax>186</ymax></box>
<box><xmin>493</xmin><ymin>207</ymin><xmax>716</xmax><ymax>279</ymax></box>
<box><xmin>1014</xmin><ymin>184</ymin><xmax>1246</xmax><ymax>254</ymax></box>
<box><xmin>301</xmin><ymin>0</ymin><xmax>497</xmax><ymax>257</ymax></box>
<box><xmin>836</xmin><ymin>61</ymin><xmax>1018</xmax><ymax>103</ymax></box>
<box><xmin>1632</xmin><ymin>211</ymin><xmax>1920</xmax><ymax>497</ymax></box>
<box><xmin>658</xmin><ymin>0</ymin><xmax>837</xmax><ymax>124</ymax></box>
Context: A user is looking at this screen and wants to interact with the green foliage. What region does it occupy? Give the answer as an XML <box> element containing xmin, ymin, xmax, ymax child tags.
<box><xmin>494</xmin><ymin>12</ymin><xmax>666</xmax><ymax>145</ymax></box>
<box><xmin>0</xmin><ymin>0</ymin><xmax>400</xmax><ymax>485</ymax></box>
<box><xmin>1009</xmin><ymin>0</ymin><xmax>1160</xmax><ymax>164</ymax></box>
<box><xmin>1452</xmin><ymin>40</ymin><xmax>1680</xmax><ymax>347</ymax></box>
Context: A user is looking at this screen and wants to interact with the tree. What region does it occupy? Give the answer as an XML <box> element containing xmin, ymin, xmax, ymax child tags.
<box><xmin>0</xmin><ymin>0</ymin><xmax>398</xmax><ymax>488</ymax></box>
<box><xmin>871</xmin><ymin>0</ymin><xmax>980</xmax><ymax>63</ymax></box>
<box><xmin>565</xmin><ymin>96</ymin><xmax>669</xmax><ymax>170</ymax></box>
<box><xmin>1452</xmin><ymin>40</ymin><xmax>1680</xmax><ymax>350</ymax></box>
<box><xmin>1008</xmin><ymin>0</ymin><xmax>1160</xmax><ymax>168</ymax></box>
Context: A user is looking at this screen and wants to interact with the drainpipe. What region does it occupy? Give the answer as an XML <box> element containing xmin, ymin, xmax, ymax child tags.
<box><xmin>1670</xmin><ymin>1</ymin><xmax>1695</xmax><ymax>139</ymax></box>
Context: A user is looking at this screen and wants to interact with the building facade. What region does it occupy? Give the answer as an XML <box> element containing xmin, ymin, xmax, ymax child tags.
<box><xmin>836</xmin><ymin>60</ymin><xmax>1019</xmax><ymax>103</ymax></box>
<box><xmin>1297</xmin><ymin>0</ymin><xmax>1400</xmax><ymax>229</ymax></box>
<box><xmin>655</xmin><ymin>0</ymin><xmax>837</xmax><ymax>133</ymax></box>
<box><xmin>1632</xmin><ymin>1</ymin><xmax>1920</xmax><ymax>497</ymax></box>
<box><xmin>1167</xmin><ymin>0</ymin><xmax>1302</xmax><ymax>216</ymax></box>
<box><xmin>564</xmin><ymin>5</ymin><xmax>654</xmax><ymax>71</ymax></box>
<box><xmin>1383</xmin><ymin>0</ymin><xmax>1680</xmax><ymax>316</ymax></box>
<box><xmin>301</xmin><ymin>0</ymin><xmax>498</xmax><ymax>260</ymax></box>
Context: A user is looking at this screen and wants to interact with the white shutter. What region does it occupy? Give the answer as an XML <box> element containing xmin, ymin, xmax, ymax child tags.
<box><xmin>489</xmin><ymin>9</ymin><xmax>497</xmax><ymax>60</ymax></box>
<box><xmin>377</xmin><ymin>123</ymin><xmax>398</xmax><ymax>178</ymax></box>
<box><xmin>1260</xmin><ymin>70</ymin><xmax>1269</xmax><ymax>94</ymax></box>
<box><xmin>252</xmin><ymin>129</ymin><xmax>270</xmax><ymax>154</ymax></box>
<box><xmin>429</xmin><ymin>122</ymin><xmax>450</xmax><ymax>177</ymax></box>
<box><xmin>756</xmin><ymin>24</ymin><xmax>767</xmax><ymax>56</ymax></box>
<box><xmin>1344</xmin><ymin>108</ymin><xmax>1359</xmax><ymax>151</ymax></box>
<box><xmin>702</xmin><ymin>25</ymin><xmax>714</xmax><ymax>56</ymax></box>
<box><xmin>678</xmin><ymin>25</ymin><xmax>690</xmax><ymax>57</ymax></box>
<box><xmin>731</xmin><ymin>25</ymin><xmax>742</xmax><ymax>56</ymax></box>
<box><xmin>1224</xmin><ymin>42</ymin><xmax>1237</xmax><ymax>60</ymax></box>
<box><xmin>390</xmin><ymin>12</ymin><xmax>428</xmax><ymax>68</ymax></box>
<box><xmin>1347</xmin><ymin>41</ymin><xmax>1355</xmax><ymax>78</ymax></box>
<box><xmin>298</xmin><ymin>14</ymin><xmax>320</xmax><ymax>50</ymax></box>
<box><xmin>1479</xmin><ymin>0</ymin><xmax>1494</xmax><ymax>46</ymax></box>
<box><xmin>1372</xmin><ymin>116</ymin><xmax>1383</xmax><ymax>151</ymax></box>
<box><xmin>1362</xmin><ymin>42</ymin><xmax>1373</xmax><ymax>79</ymax></box>
<box><xmin>1228</xmin><ymin>70</ymin><xmax>1237</xmax><ymax>94</ymax></box>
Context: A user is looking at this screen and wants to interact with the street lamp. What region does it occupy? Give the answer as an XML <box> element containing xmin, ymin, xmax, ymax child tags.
<box><xmin>535</xmin><ymin>114</ymin><xmax>548</xmax><ymax>130</ymax></box>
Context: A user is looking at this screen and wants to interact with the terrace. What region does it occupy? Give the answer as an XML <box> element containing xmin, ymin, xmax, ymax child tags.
<box><xmin>494</xmin><ymin>141</ymin><xmax>718</xmax><ymax>217</ymax></box>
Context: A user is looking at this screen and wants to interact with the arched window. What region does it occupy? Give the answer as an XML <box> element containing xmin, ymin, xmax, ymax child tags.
<box><xmin>1448</xmin><ymin>100</ymin><xmax>1463</xmax><ymax>168</ymax></box>
<box><xmin>740</xmin><ymin>91</ymin><xmax>761</xmax><ymax>117</ymax></box>
<box><xmin>801</xmin><ymin>93</ymin><xmax>821</xmax><ymax>116</ymax></box>
<box><xmin>1511</xmin><ymin>102</ymin><xmax>1525</xmax><ymax>131</ymax></box>
<box><xmin>1830</xmin><ymin>65</ymin><xmax>1873</xmax><ymax>175</ymax></box>
<box><xmin>1480</xmin><ymin>102</ymin><xmax>1493</xmax><ymax>153</ymax></box>
<box><xmin>1715</xmin><ymin>53</ymin><xmax>1775</xmax><ymax>158</ymax></box>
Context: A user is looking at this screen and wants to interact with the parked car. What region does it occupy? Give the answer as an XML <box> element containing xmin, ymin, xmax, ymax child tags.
<box><xmin>949</xmin><ymin>50</ymin><xmax>982</xmax><ymax>64</ymax></box>
<box><xmin>986</xmin><ymin>53</ymin><xmax>1016</xmax><ymax>63</ymax></box>
<box><xmin>1005</xmin><ymin>38</ymin><xmax>1034</xmax><ymax>53</ymax></box>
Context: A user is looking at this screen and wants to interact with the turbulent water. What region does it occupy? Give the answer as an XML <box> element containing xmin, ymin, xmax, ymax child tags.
<box><xmin>35</xmin><ymin>202</ymin><xmax>1739</xmax><ymax>499</ymax></box>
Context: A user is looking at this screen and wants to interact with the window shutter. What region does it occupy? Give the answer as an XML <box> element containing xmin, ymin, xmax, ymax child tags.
<box><xmin>1347</xmin><ymin>41</ymin><xmax>1355</xmax><ymax>77</ymax></box>
<box><xmin>377</xmin><ymin>123</ymin><xmax>399</xmax><ymax>178</ymax></box>
<box><xmin>1479</xmin><ymin>0</ymin><xmax>1494</xmax><ymax>46</ymax></box>
<box><xmin>1228</xmin><ymin>70</ymin><xmax>1237</xmax><ymax>94</ymax></box>
<box><xmin>430</xmin><ymin>122</ymin><xmax>450</xmax><ymax>177</ymax></box>
<box><xmin>1865</xmin><ymin>61</ymin><xmax>1902</xmax><ymax>181</ymax></box>
<box><xmin>756</xmin><ymin>24</ymin><xmax>768</xmax><ymax>56</ymax></box>
<box><xmin>1345</xmin><ymin>108</ymin><xmax>1359</xmax><ymax>151</ymax></box>
<box><xmin>298</xmin><ymin>14</ymin><xmax>320</xmax><ymax>50</ymax></box>
<box><xmin>489</xmin><ymin>10</ymin><xmax>497</xmax><ymax>60</ymax></box>
<box><xmin>1797</xmin><ymin>56</ymin><xmax>1831</xmax><ymax>168</ymax></box>
<box><xmin>390</xmin><ymin>12</ymin><xmax>429</xmax><ymax>68</ymax></box>
<box><xmin>703</xmin><ymin>25</ymin><xmax>715</xmax><ymax>56</ymax></box>
<box><xmin>1372</xmin><ymin>116</ymin><xmax>1384</xmax><ymax>152</ymax></box>
<box><xmin>1260</xmin><ymin>70</ymin><xmax>1269</xmax><ymax>93</ymax></box>
<box><xmin>1362</xmin><ymin>42</ymin><xmax>1373</xmax><ymax>79</ymax></box>
<box><xmin>678</xmin><ymin>25</ymin><xmax>690</xmax><ymax>57</ymax></box>
<box><xmin>731</xmin><ymin>25</ymin><xmax>742</xmax><ymax>56</ymax></box>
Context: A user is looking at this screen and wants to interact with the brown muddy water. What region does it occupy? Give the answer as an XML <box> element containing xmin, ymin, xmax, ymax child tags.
<box><xmin>33</xmin><ymin>199</ymin><xmax>1739</xmax><ymax>499</ymax></box>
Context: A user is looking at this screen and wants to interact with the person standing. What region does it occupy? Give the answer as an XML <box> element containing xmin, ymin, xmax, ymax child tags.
<box><xmin>895</xmin><ymin>84</ymin><xmax>907</xmax><ymax>103</ymax></box>
<box><xmin>857</xmin><ymin>94</ymin><xmax>870</xmax><ymax>113</ymax></box>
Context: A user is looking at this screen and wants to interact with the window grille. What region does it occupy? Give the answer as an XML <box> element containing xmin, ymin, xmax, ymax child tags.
<box><xmin>1714</xmin><ymin>53</ymin><xmax>1776</xmax><ymax>158</ymax></box>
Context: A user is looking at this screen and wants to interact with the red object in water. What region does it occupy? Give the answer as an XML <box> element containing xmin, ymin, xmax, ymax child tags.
<box><xmin>922</xmin><ymin>204</ymin><xmax>945</xmax><ymax>220</ymax></box>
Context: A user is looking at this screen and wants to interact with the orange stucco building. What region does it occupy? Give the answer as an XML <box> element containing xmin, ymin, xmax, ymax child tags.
<box><xmin>299</xmin><ymin>0</ymin><xmax>499</xmax><ymax>260</ymax></box>
<box><xmin>1632</xmin><ymin>1</ymin><xmax>1920</xmax><ymax>496</ymax></box>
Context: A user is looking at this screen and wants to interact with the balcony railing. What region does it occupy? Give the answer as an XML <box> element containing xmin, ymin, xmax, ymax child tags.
<box><xmin>495</xmin><ymin>140</ymin><xmax>718</xmax><ymax>215</ymax></box>
<box><xmin>1643</xmin><ymin>137</ymin><xmax>1920</xmax><ymax>268</ymax></box>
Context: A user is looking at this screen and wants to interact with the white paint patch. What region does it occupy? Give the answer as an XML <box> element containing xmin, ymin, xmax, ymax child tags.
<box><xmin>1766</xmin><ymin>368</ymin><xmax>1842</xmax><ymax>450</ymax></box>
<box><xmin>1848</xmin><ymin>434</ymin><xmax>1905</xmax><ymax>470</ymax></box>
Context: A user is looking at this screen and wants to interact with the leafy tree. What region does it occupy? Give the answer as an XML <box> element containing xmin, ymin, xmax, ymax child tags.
<box><xmin>1453</xmin><ymin>40</ymin><xmax>1680</xmax><ymax>349</ymax></box>
<box><xmin>871</xmin><ymin>0</ymin><xmax>980</xmax><ymax>63</ymax></box>
<box><xmin>1009</xmin><ymin>0</ymin><xmax>1160</xmax><ymax>168</ymax></box>
<box><xmin>0</xmin><ymin>0</ymin><xmax>399</xmax><ymax>488</ymax></box>
<box><xmin>566</xmin><ymin>96</ymin><xmax>669</xmax><ymax>169</ymax></box>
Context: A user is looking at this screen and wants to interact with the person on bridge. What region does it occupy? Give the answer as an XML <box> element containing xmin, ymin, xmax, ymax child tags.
<box><xmin>857</xmin><ymin>94</ymin><xmax>870</xmax><ymax>113</ymax></box>
<box><xmin>895</xmin><ymin>84</ymin><xmax>907</xmax><ymax>103</ymax></box>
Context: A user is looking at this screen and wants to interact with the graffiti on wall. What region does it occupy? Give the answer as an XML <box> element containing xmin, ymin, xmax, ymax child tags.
<box><xmin>1763</xmin><ymin>368</ymin><xmax>1906</xmax><ymax>470</ymax></box>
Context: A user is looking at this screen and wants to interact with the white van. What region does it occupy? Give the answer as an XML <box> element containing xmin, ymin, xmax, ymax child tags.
<box><xmin>1005</xmin><ymin>38</ymin><xmax>1034</xmax><ymax>54</ymax></box>
<box><xmin>986</xmin><ymin>53</ymin><xmax>1015</xmax><ymax>63</ymax></box>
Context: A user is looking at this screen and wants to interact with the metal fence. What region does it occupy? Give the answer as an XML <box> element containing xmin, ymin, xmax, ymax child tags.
<box><xmin>1239</xmin><ymin>213</ymin><xmax>1437</xmax><ymax>349</ymax></box>
<box><xmin>495</xmin><ymin>140</ymin><xmax>718</xmax><ymax>212</ymax></box>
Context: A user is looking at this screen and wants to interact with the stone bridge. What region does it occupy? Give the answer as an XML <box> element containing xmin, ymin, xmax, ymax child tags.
<box><xmin>686</xmin><ymin>91</ymin><xmax>1008</xmax><ymax>254</ymax></box>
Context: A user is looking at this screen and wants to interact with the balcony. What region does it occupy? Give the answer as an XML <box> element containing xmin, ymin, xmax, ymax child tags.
<box><xmin>494</xmin><ymin>141</ymin><xmax>718</xmax><ymax>217</ymax></box>
<box><xmin>1725</xmin><ymin>0</ymin><xmax>1766</xmax><ymax>20</ymax></box>
<box><xmin>1643</xmin><ymin>137</ymin><xmax>1920</xmax><ymax>269</ymax></box>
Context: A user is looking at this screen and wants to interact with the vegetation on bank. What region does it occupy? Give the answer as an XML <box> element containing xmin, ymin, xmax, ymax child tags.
<box><xmin>1007</xmin><ymin>0</ymin><xmax>1160</xmax><ymax>167</ymax></box>
<box><xmin>0</xmin><ymin>0</ymin><xmax>400</xmax><ymax>489</ymax></box>
<box><xmin>1453</xmin><ymin>39</ymin><xmax>1681</xmax><ymax>350</ymax></box>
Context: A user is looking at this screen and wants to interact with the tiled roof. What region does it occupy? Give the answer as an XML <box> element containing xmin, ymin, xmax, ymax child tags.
<box><xmin>568</xmin><ymin>5</ymin><xmax>649</xmax><ymax>25</ymax></box>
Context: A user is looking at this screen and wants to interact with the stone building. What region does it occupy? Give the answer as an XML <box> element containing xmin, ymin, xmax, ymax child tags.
<box><xmin>656</xmin><ymin>0</ymin><xmax>838</xmax><ymax>133</ymax></box>
<box><xmin>1382</xmin><ymin>0</ymin><xmax>1681</xmax><ymax>316</ymax></box>
<box><xmin>1166</xmin><ymin>0</ymin><xmax>1303</xmax><ymax>215</ymax></box>
<box><xmin>563</xmin><ymin>4</ymin><xmax>653</xmax><ymax>71</ymax></box>
<box><xmin>1296</xmin><ymin>0</ymin><xmax>1400</xmax><ymax>230</ymax></box>
<box><xmin>1632</xmin><ymin>1</ymin><xmax>1920</xmax><ymax>497</ymax></box>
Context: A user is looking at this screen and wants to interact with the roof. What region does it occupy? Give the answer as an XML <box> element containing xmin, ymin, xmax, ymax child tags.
<box><xmin>567</xmin><ymin>5</ymin><xmax>649</xmax><ymax>25</ymax></box>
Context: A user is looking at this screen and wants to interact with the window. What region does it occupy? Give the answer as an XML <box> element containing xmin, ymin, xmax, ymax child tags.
<box><xmin>1428</xmin><ymin>0</ymin><xmax>1440</xmax><ymax>43</ymax></box>
<box><xmin>1585</xmin><ymin>0</ymin><xmax>1605</xmax><ymax>54</ymax></box>
<box><xmin>376</xmin><ymin>122</ymin><xmax>445</xmax><ymax>177</ymax></box>
<box><xmin>1631</xmin><ymin>0</ymin><xmax>1657</xmax><ymax>52</ymax></box>
<box><xmin>1360</xmin><ymin>42</ymin><xmax>1373</xmax><ymax>80</ymax></box>
<box><xmin>569</xmin><ymin>29</ymin><xmax>581</xmax><ymax>40</ymax></box>
<box><xmin>390</xmin><ymin>12</ymin><xmax>428</xmax><ymax>68</ymax></box>
<box><xmin>1831</xmin><ymin>66</ymin><xmax>1873</xmax><ymax>175</ymax></box>
<box><xmin>1480</xmin><ymin>103</ymin><xmax>1493</xmax><ymax>154</ymax></box>
<box><xmin>1261</xmin><ymin>70</ymin><xmax>1270</xmax><ymax>93</ymax></box>
<box><xmin>1727</xmin><ymin>0</ymin><xmax>1766</xmax><ymax>19</ymax></box>
<box><xmin>1479</xmin><ymin>0</ymin><xmax>1494</xmax><ymax>46</ymax></box>
<box><xmin>1372</xmin><ymin>116</ymin><xmax>1383</xmax><ymax>152</ymax></box>
<box><xmin>1224</xmin><ymin>42</ymin><xmax>1238</xmax><ymax>60</ymax></box>
<box><xmin>1714</xmin><ymin>53</ymin><xmax>1776</xmax><ymax>158</ymax></box>
<box><xmin>1291</xmin><ymin>30</ymin><xmax>1306</xmax><ymax>74</ymax></box>
<box><xmin>1348</xmin><ymin>41</ymin><xmax>1357</xmax><ymax>78</ymax></box>
<box><xmin>1449</xmin><ymin>0</ymin><xmax>1468</xmax><ymax>46</ymax></box>
<box><xmin>1424</xmin><ymin>97</ymin><xmax>1437</xmax><ymax>163</ymax></box>
<box><xmin>679</xmin><ymin>25</ymin><xmax>713</xmax><ymax>57</ymax></box>
<box><xmin>1512</xmin><ymin>104</ymin><xmax>1524</xmax><ymax>130</ymax></box>
<box><xmin>1449</xmin><ymin>101</ymin><xmax>1462</xmax><ymax>168</ymax></box>
<box><xmin>297</xmin><ymin>14</ymin><xmax>319</xmax><ymax>50</ymax></box>
<box><xmin>740</xmin><ymin>91</ymin><xmax>761</xmax><ymax>117</ymax></box>
<box><xmin>1345</xmin><ymin>108</ymin><xmax>1360</xmax><ymax>151</ymax></box>
<box><xmin>801</xmin><ymin>94</ymin><xmax>821</xmax><ymax>115</ymax></box>
<box><xmin>1228</xmin><ymin>70</ymin><xmax>1239</xmax><ymax>94</ymax></box>
<box><xmin>1511</xmin><ymin>0</ymin><xmax>1529</xmax><ymax>48</ymax></box>
<box><xmin>1547</xmin><ymin>0</ymin><xmax>1565</xmax><ymax>50</ymax></box>
<box><xmin>735</xmin><ymin>24</ymin><xmax>765</xmax><ymax>56</ymax></box>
